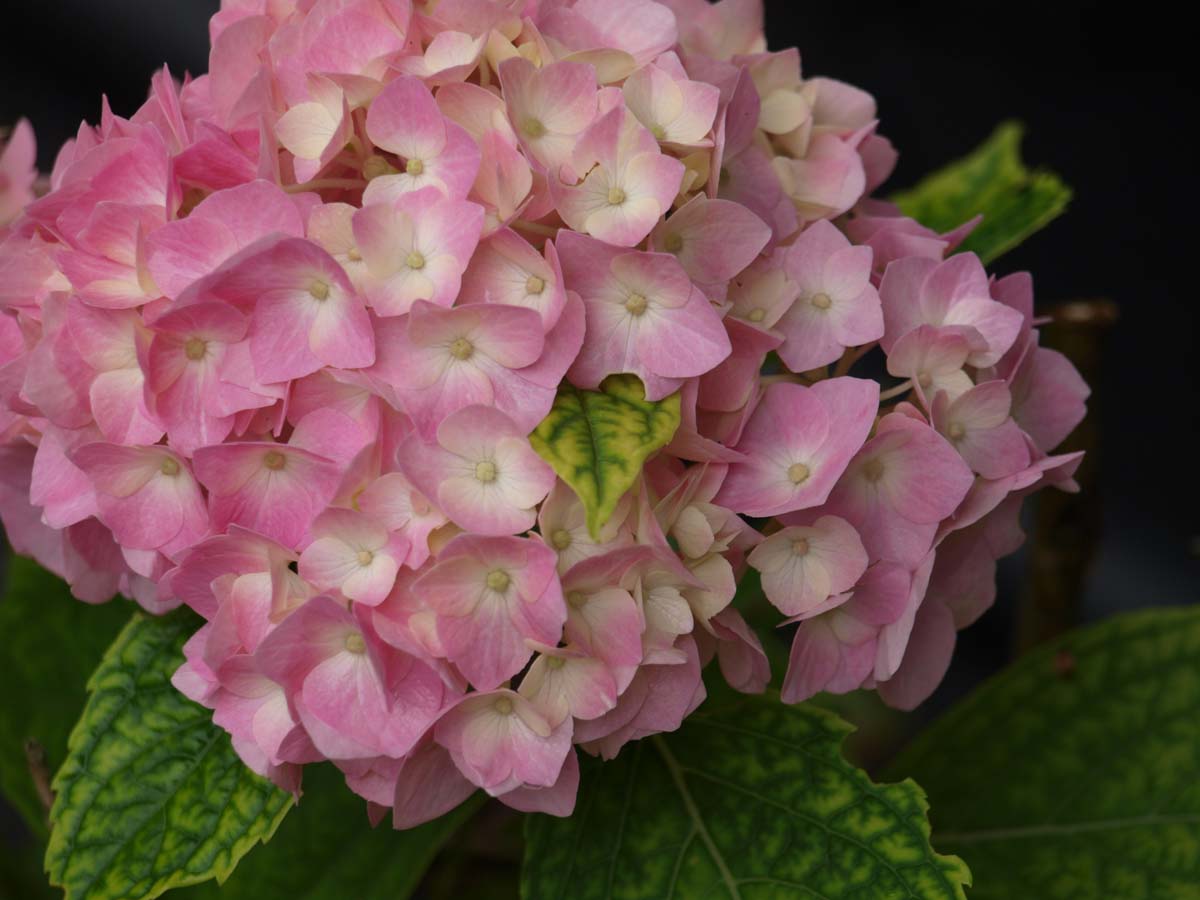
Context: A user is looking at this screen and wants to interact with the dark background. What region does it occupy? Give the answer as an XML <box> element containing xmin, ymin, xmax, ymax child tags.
<box><xmin>0</xmin><ymin>0</ymin><xmax>1195</xmax><ymax>878</ymax></box>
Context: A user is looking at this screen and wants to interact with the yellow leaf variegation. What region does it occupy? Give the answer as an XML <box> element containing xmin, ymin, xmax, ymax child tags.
<box><xmin>529</xmin><ymin>375</ymin><xmax>680</xmax><ymax>539</ymax></box>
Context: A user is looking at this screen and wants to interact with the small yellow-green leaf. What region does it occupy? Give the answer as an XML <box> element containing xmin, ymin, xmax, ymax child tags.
<box><xmin>529</xmin><ymin>375</ymin><xmax>680</xmax><ymax>539</ymax></box>
<box><xmin>45</xmin><ymin>610</ymin><xmax>293</xmax><ymax>900</ymax></box>
<box><xmin>892</xmin><ymin>121</ymin><xmax>1072</xmax><ymax>264</ymax></box>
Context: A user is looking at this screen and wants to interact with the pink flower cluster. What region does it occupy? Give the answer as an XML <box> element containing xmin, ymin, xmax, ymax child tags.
<box><xmin>0</xmin><ymin>0</ymin><xmax>1088</xmax><ymax>825</ymax></box>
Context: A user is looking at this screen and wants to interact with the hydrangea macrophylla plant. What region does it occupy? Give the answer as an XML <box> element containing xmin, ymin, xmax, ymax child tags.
<box><xmin>0</xmin><ymin>0</ymin><xmax>1088</xmax><ymax>836</ymax></box>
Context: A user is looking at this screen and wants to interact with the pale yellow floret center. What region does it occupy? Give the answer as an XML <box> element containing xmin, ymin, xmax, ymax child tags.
<box><xmin>160</xmin><ymin>457</ymin><xmax>181</xmax><ymax>477</ymax></box>
<box><xmin>184</xmin><ymin>337</ymin><xmax>207</xmax><ymax>361</ymax></box>
<box><xmin>791</xmin><ymin>537</ymin><xmax>810</xmax><ymax>557</ymax></box>
<box><xmin>547</xmin><ymin>655</ymin><xmax>567</xmax><ymax>670</ymax></box>
<box><xmin>406</xmin><ymin>251</ymin><xmax>426</xmax><ymax>270</ymax></box>
<box><xmin>650</xmin><ymin>123</ymin><xmax>667</xmax><ymax>141</ymax></box>
<box><xmin>567</xmin><ymin>590</ymin><xmax>587</xmax><ymax>609</ymax></box>
<box><xmin>449</xmin><ymin>337</ymin><xmax>474</xmax><ymax>360</ymax></box>
<box><xmin>624</xmin><ymin>293</ymin><xmax>648</xmax><ymax>316</ymax></box>
<box><xmin>917</xmin><ymin>372</ymin><xmax>933</xmax><ymax>388</ymax></box>
<box><xmin>344</xmin><ymin>632</ymin><xmax>367</xmax><ymax>654</ymax></box>
<box><xmin>357</xmin><ymin>549</ymin><xmax>374</xmax><ymax>567</ymax></box>
<box><xmin>494</xmin><ymin>696</ymin><xmax>514</xmax><ymax>714</ymax></box>
<box><xmin>525</xmin><ymin>274</ymin><xmax>546</xmax><ymax>295</ymax></box>
<box><xmin>487</xmin><ymin>569</ymin><xmax>511</xmax><ymax>592</ymax></box>
<box><xmin>363</xmin><ymin>154</ymin><xmax>392</xmax><ymax>180</ymax></box>
<box><xmin>263</xmin><ymin>451</ymin><xmax>287</xmax><ymax>471</ymax></box>
<box><xmin>522</xmin><ymin>118</ymin><xmax>546</xmax><ymax>139</ymax></box>
<box><xmin>664</xmin><ymin>232</ymin><xmax>684</xmax><ymax>253</ymax></box>
<box><xmin>551</xmin><ymin>529</ymin><xmax>572</xmax><ymax>550</ymax></box>
<box><xmin>810</xmin><ymin>292</ymin><xmax>833</xmax><ymax>310</ymax></box>
<box><xmin>863</xmin><ymin>458</ymin><xmax>885</xmax><ymax>482</ymax></box>
<box><xmin>747</xmin><ymin>308</ymin><xmax>766</xmax><ymax>323</ymax></box>
<box><xmin>474</xmin><ymin>460</ymin><xmax>497</xmax><ymax>483</ymax></box>
<box><xmin>309</xmin><ymin>279</ymin><xmax>330</xmax><ymax>301</ymax></box>
<box><xmin>405</xmin><ymin>158</ymin><xmax>425</xmax><ymax>176</ymax></box>
<box><xmin>607</xmin><ymin>186</ymin><xmax>627</xmax><ymax>206</ymax></box>
<box><xmin>948</xmin><ymin>422</ymin><xmax>966</xmax><ymax>441</ymax></box>
<box><xmin>787</xmin><ymin>462</ymin><xmax>810</xmax><ymax>484</ymax></box>
<box><xmin>347</xmin><ymin>247</ymin><xmax>362</xmax><ymax>261</ymax></box>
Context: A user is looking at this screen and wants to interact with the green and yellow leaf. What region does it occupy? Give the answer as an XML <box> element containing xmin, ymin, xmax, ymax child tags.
<box><xmin>523</xmin><ymin>695</ymin><xmax>969</xmax><ymax>899</ymax></box>
<box><xmin>529</xmin><ymin>375</ymin><xmax>680</xmax><ymax>539</ymax></box>
<box><xmin>889</xmin><ymin>606</ymin><xmax>1200</xmax><ymax>900</ymax></box>
<box><xmin>892</xmin><ymin>120</ymin><xmax>1072</xmax><ymax>264</ymax></box>
<box><xmin>45</xmin><ymin>611</ymin><xmax>293</xmax><ymax>900</ymax></box>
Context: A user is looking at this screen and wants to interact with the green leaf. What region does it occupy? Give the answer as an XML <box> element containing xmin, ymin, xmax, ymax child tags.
<box><xmin>0</xmin><ymin>553</ymin><xmax>131</xmax><ymax>838</ymax></box>
<box><xmin>888</xmin><ymin>607</ymin><xmax>1200</xmax><ymax>900</ymax></box>
<box><xmin>529</xmin><ymin>375</ymin><xmax>680</xmax><ymax>539</ymax></box>
<box><xmin>45</xmin><ymin>610</ymin><xmax>293</xmax><ymax>900</ymax></box>
<box><xmin>177</xmin><ymin>766</ymin><xmax>485</xmax><ymax>900</ymax></box>
<box><xmin>522</xmin><ymin>695</ymin><xmax>969</xmax><ymax>899</ymax></box>
<box><xmin>892</xmin><ymin>121</ymin><xmax>1072</xmax><ymax>264</ymax></box>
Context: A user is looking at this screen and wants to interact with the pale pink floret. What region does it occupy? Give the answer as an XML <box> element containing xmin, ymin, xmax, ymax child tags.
<box><xmin>748</xmin><ymin>516</ymin><xmax>868</xmax><ymax>616</ymax></box>
<box><xmin>880</xmin><ymin>253</ymin><xmax>1024</xmax><ymax>367</ymax></box>
<box><xmin>575</xmin><ymin>634</ymin><xmax>704</xmax><ymax>760</ymax></box>
<box><xmin>554</xmin><ymin>104</ymin><xmax>684</xmax><ymax>248</ymax></box>
<box><xmin>557</xmin><ymin>231</ymin><xmax>730</xmax><ymax>400</ymax></box>
<box><xmin>885</xmin><ymin>324</ymin><xmax>975</xmax><ymax>403</ymax></box>
<box><xmin>363</xmin><ymin>76</ymin><xmax>482</xmax><ymax>204</ymax></box>
<box><xmin>356</xmin><ymin>472</ymin><xmax>447</xmax><ymax>570</ymax></box>
<box><xmin>822</xmin><ymin>413</ymin><xmax>974</xmax><ymax>567</ymax></box>
<box><xmin>1001</xmin><ymin>336</ymin><xmax>1090</xmax><ymax>453</ymax></box>
<box><xmin>298</xmin><ymin>507</ymin><xmax>409</xmax><ymax>606</ymax></box>
<box><xmin>499</xmin><ymin>57</ymin><xmax>599</xmax><ymax>171</ymax></box>
<box><xmin>650</xmin><ymin>196</ymin><xmax>770</xmax><ymax>286</ymax></box>
<box><xmin>146</xmin><ymin>301</ymin><xmax>279</xmax><ymax>454</ymax></box>
<box><xmin>165</xmin><ymin>525</ymin><xmax>297</xmax><ymax>620</ymax></box>
<box><xmin>256</xmin><ymin>595</ymin><xmax>451</xmax><ymax>760</ymax></box>
<box><xmin>780</xmin><ymin>560</ymin><xmax>911</xmax><ymax>703</ymax></box>
<box><xmin>460</xmin><ymin>228</ymin><xmax>567</xmax><ymax>330</ymax></box>
<box><xmin>392</xmin><ymin>30</ymin><xmax>486</xmax><ymax>84</ymax></box>
<box><xmin>72</xmin><ymin>443</ymin><xmax>208</xmax><ymax>559</ymax></box>
<box><xmin>351</xmin><ymin>187</ymin><xmax>484</xmax><ymax>315</ymax></box>
<box><xmin>193</xmin><ymin>441</ymin><xmax>342</xmax><ymax>549</ymax></box>
<box><xmin>540</xmin><ymin>0</ymin><xmax>678</xmax><ymax>69</ymax></box>
<box><xmin>716</xmin><ymin>377</ymin><xmax>879</xmax><ymax>517</ymax></box>
<box><xmin>518</xmin><ymin>643</ymin><xmax>619</xmax><ymax>726</ymax></box>
<box><xmin>622</xmin><ymin>55</ymin><xmax>719</xmax><ymax>147</ymax></box>
<box><xmin>275</xmin><ymin>76</ymin><xmax>352</xmax><ymax>182</ymax></box>
<box><xmin>65</xmin><ymin>300</ymin><xmax>163</xmax><ymax>445</ymax></box>
<box><xmin>538</xmin><ymin>480</ymin><xmax>634</xmax><ymax>574</ymax></box>
<box><xmin>415</xmin><ymin>533</ymin><xmax>566</xmax><ymax>690</ymax></box>
<box><xmin>1</xmin><ymin>119</ymin><xmax>37</xmax><ymax>228</ymax></box>
<box><xmin>201</xmin><ymin>235</ymin><xmax>375</xmax><ymax>383</ymax></box>
<box><xmin>776</xmin><ymin>219</ymin><xmax>883</xmax><ymax>372</ymax></box>
<box><xmin>726</xmin><ymin>254</ymin><xmax>799</xmax><ymax>329</ymax></box>
<box><xmin>399</xmin><ymin>405</ymin><xmax>556</xmax><ymax>536</ymax></box>
<box><xmin>931</xmin><ymin>380</ymin><xmax>1031</xmax><ymax>479</ymax></box>
<box><xmin>145</xmin><ymin>180</ymin><xmax>305</xmax><ymax>299</ymax></box>
<box><xmin>374</xmin><ymin>299</ymin><xmax>549</xmax><ymax>437</ymax></box>
<box><xmin>560</xmin><ymin>547</ymin><xmax>649</xmax><ymax>688</ymax></box>
<box><xmin>433</xmin><ymin>689</ymin><xmax>574</xmax><ymax>795</ymax></box>
<box><xmin>773</xmin><ymin>132</ymin><xmax>867</xmax><ymax>223</ymax></box>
